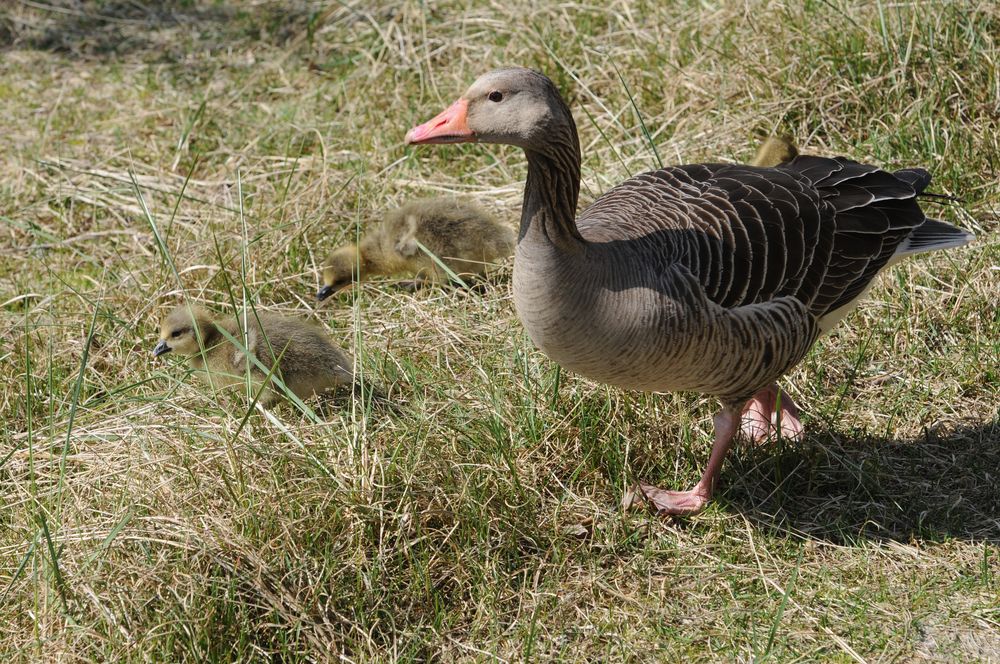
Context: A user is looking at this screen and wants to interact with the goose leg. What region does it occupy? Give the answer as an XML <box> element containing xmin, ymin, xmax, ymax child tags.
<box><xmin>636</xmin><ymin>409</ymin><xmax>740</xmax><ymax>516</ymax></box>
<box><xmin>740</xmin><ymin>384</ymin><xmax>803</xmax><ymax>443</ymax></box>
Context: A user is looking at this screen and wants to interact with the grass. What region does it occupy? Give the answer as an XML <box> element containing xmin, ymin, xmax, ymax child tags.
<box><xmin>1</xmin><ymin>0</ymin><xmax>998</xmax><ymax>661</ymax></box>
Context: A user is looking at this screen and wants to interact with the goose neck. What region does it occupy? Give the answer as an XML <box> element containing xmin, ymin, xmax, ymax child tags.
<box><xmin>520</xmin><ymin>136</ymin><xmax>584</xmax><ymax>252</ymax></box>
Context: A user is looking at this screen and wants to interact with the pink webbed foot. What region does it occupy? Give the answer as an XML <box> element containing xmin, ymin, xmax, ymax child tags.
<box><xmin>625</xmin><ymin>410</ymin><xmax>741</xmax><ymax>517</ymax></box>
<box><xmin>740</xmin><ymin>384</ymin><xmax>804</xmax><ymax>443</ymax></box>
<box><xmin>631</xmin><ymin>482</ymin><xmax>710</xmax><ymax>516</ymax></box>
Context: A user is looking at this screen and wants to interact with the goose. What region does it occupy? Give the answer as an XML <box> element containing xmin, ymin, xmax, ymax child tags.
<box><xmin>317</xmin><ymin>197</ymin><xmax>515</xmax><ymax>300</ymax></box>
<box><xmin>153</xmin><ymin>304</ymin><xmax>355</xmax><ymax>407</ymax></box>
<box><xmin>405</xmin><ymin>67</ymin><xmax>974</xmax><ymax>516</ymax></box>
<box><xmin>752</xmin><ymin>136</ymin><xmax>799</xmax><ymax>167</ymax></box>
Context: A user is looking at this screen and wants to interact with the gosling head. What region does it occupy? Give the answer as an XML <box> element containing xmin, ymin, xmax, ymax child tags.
<box><xmin>317</xmin><ymin>244</ymin><xmax>365</xmax><ymax>301</ymax></box>
<box><xmin>153</xmin><ymin>305</ymin><xmax>213</xmax><ymax>358</ymax></box>
<box><xmin>405</xmin><ymin>67</ymin><xmax>574</xmax><ymax>151</ymax></box>
<box><xmin>752</xmin><ymin>136</ymin><xmax>799</xmax><ymax>168</ymax></box>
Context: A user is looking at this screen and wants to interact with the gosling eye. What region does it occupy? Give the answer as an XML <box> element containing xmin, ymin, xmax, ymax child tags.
<box><xmin>488</xmin><ymin>90</ymin><xmax>503</xmax><ymax>103</ymax></box>
<box><xmin>171</xmin><ymin>329</ymin><xmax>182</xmax><ymax>338</ymax></box>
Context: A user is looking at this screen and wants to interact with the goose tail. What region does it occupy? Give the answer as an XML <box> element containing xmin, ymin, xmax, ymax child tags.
<box><xmin>891</xmin><ymin>166</ymin><xmax>974</xmax><ymax>260</ymax></box>
<box><xmin>893</xmin><ymin>217</ymin><xmax>975</xmax><ymax>260</ymax></box>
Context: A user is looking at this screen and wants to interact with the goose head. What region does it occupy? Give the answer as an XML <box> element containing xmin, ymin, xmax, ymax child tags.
<box><xmin>154</xmin><ymin>305</ymin><xmax>213</xmax><ymax>357</ymax></box>
<box><xmin>405</xmin><ymin>67</ymin><xmax>573</xmax><ymax>151</ymax></box>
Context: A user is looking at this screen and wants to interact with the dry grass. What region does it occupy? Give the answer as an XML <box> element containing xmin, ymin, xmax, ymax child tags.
<box><xmin>1</xmin><ymin>0</ymin><xmax>998</xmax><ymax>661</ymax></box>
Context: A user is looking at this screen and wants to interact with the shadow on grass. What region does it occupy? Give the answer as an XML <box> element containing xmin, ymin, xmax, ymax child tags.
<box><xmin>0</xmin><ymin>0</ymin><xmax>319</xmax><ymax>59</ymax></box>
<box><xmin>721</xmin><ymin>418</ymin><xmax>1000</xmax><ymax>544</ymax></box>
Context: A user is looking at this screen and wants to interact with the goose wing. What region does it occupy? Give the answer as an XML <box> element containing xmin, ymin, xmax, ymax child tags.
<box><xmin>577</xmin><ymin>156</ymin><xmax>961</xmax><ymax>319</ymax></box>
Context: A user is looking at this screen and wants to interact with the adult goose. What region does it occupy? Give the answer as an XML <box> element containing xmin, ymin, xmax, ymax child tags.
<box><xmin>405</xmin><ymin>67</ymin><xmax>973</xmax><ymax>515</ymax></box>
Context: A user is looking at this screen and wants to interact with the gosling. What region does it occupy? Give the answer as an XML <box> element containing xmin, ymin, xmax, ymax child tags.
<box><xmin>751</xmin><ymin>136</ymin><xmax>799</xmax><ymax>167</ymax></box>
<box><xmin>153</xmin><ymin>304</ymin><xmax>354</xmax><ymax>407</ymax></box>
<box><xmin>317</xmin><ymin>197</ymin><xmax>515</xmax><ymax>300</ymax></box>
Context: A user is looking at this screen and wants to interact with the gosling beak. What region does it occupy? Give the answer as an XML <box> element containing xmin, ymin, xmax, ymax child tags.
<box><xmin>152</xmin><ymin>340</ymin><xmax>171</xmax><ymax>358</ymax></box>
<box><xmin>405</xmin><ymin>98</ymin><xmax>475</xmax><ymax>145</ymax></box>
<box><xmin>316</xmin><ymin>285</ymin><xmax>336</xmax><ymax>301</ymax></box>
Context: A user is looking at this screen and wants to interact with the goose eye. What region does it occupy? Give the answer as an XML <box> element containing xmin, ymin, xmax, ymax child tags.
<box><xmin>488</xmin><ymin>90</ymin><xmax>503</xmax><ymax>103</ymax></box>
<box><xmin>171</xmin><ymin>330</ymin><xmax>182</xmax><ymax>338</ymax></box>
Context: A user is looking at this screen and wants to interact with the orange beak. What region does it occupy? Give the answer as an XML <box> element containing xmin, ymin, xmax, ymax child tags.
<box><xmin>405</xmin><ymin>99</ymin><xmax>475</xmax><ymax>145</ymax></box>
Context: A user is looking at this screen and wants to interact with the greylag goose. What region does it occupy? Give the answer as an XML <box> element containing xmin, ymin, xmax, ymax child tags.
<box><xmin>752</xmin><ymin>136</ymin><xmax>799</xmax><ymax>167</ymax></box>
<box><xmin>405</xmin><ymin>67</ymin><xmax>974</xmax><ymax>515</ymax></box>
<box><xmin>317</xmin><ymin>197</ymin><xmax>515</xmax><ymax>300</ymax></box>
<box><xmin>154</xmin><ymin>304</ymin><xmax>355</xmax><ymax>406</ymax></box>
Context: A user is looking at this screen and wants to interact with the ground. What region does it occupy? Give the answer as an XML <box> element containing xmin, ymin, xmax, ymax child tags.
<box><xmin>1</xmin><ymin>1</ymin><xmax>998</xmax><ymax>661</ymax></box>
